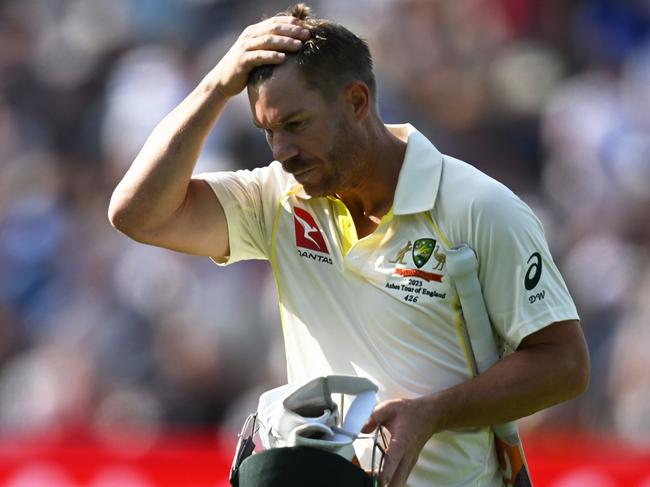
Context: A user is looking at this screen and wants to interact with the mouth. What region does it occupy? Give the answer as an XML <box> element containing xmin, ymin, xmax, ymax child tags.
<box><xmin>292</xmin><ymin>165</ymin><xmax>318</xmax><ymax>180</ymax></box>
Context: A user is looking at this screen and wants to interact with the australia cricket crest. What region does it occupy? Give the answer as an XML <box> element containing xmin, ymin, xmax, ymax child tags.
<box><xmin>412</xmin><ymin>238</ymin><xmax>436</xmax><ymax>269</ymax></box>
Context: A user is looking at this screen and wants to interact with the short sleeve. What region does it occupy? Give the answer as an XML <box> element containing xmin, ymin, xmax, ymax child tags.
<box><xmin>469</xmin><ymin>185</ymin><xmax>579</xmax><ymax>350</ymax></box>
<box><xmin>196</xmin><ymin>164</ymin><xmax>284</xmax><ymax>265</ymax></box>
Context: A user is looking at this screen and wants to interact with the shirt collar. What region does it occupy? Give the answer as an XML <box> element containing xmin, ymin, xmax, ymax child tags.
<box><xmin>289</xmin><ymin>123</ymin><xmax>443</xmax><ymax>213</ymax></box>
<box><xmin>391</xmin><ymin>123</ymin><xmax>443</xmax><ymax>215</ymax></box>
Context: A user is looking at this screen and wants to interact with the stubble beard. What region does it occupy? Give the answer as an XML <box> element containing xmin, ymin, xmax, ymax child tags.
<box><xmin>301</xmin><ymin>120</ymin><xmax>366</xmax><ymax>198</ymax></box>
<box><xmin>326</xmin><ymin>121</ymin><xmax>367</xmax><ymax>195</ymax></box>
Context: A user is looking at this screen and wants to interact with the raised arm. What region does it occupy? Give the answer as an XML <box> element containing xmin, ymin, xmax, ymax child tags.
<box><xmin>108</xmin><ymin>17</ymin><xmax>310</xmax><ymax>257</ymax></box>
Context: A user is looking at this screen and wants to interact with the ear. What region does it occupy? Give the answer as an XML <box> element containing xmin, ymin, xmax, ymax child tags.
<box><xmin>344</xmin><ymin>81</ymin><xmax>370</xmax><ymax>121</ymax></box>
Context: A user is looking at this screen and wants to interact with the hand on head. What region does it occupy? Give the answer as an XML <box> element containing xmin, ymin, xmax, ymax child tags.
<box><xmin>211</xmin><ymin>16</ymin><xmax>310</xmax><ymax>98</ymax></box>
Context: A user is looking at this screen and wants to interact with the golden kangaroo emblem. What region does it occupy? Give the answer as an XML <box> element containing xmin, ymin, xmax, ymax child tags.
<box><xmin>390</xmin><ymin>240</ymin><xmax>412</xmax><ymax>265</ymax></box>
<box><xmin>433</xmin><ymin>245</ymin><xmax>446</xmax><ymax>270</ymax></box>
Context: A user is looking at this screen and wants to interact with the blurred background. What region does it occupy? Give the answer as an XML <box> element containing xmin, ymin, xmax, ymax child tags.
<box><xmin>1</xmin><ymin>0</ymin><xmax>650</xmax><ymax>485</ymax></box>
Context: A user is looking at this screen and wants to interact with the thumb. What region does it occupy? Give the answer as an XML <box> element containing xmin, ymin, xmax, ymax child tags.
<box><xmin>361</xmin><ymin>414</ymin><xmax>377</xmax><ymax>434</ymax></box>
<box><xmin>361</xmin><ymin>406</ymin><xmax>390</xmax><ymax>434</ymax></box>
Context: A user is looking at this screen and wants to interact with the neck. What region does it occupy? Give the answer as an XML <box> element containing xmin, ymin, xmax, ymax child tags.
<box><xmin>337</xmin><ymin>120</ymin><xmax>407</xmax><ymax>221</ymax></box>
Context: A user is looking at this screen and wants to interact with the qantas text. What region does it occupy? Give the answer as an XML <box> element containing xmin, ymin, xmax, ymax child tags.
<box><xmin>297</xmin><ymin>249</ymin><xmax>333</xmax><ymax>264</ymax></box>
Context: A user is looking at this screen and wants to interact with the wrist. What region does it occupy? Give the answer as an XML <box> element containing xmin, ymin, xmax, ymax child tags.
<box><xmin>418</xmin><ymin>387</ymin><xmax>461</xmax><ymax>435</ymax></box>
<box><xmin>198</xmin><ymin>74</ymin><xmax>231</xmax><ymax>101</ymax></box>
<box><xmin>202</xmin><ymin>61</ymin><xmax>245</xmax><ymax>100</ymax></box>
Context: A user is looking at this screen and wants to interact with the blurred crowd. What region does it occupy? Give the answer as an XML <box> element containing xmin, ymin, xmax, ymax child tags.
<box><xmin>1</xmin><ymin>0</ymin><xmax>649</xmax><ymax>449</ymax></box>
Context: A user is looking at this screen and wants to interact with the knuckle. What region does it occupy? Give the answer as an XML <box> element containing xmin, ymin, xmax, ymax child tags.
<box><xmin>242</xmin><ymin>51</ymin><xmax>257</xmax><ymax>63</ymax></box>
<box><xmin>252</xmin><ymin>51</ymin><xmax>266</xmax><ymax>62</ymax></box>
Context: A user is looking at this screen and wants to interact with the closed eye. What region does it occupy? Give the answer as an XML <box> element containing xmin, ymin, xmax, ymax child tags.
<box><xmin>284</xmin><ymin>120</ymin><xmax>306</xmax><ymax>133</ymax></box>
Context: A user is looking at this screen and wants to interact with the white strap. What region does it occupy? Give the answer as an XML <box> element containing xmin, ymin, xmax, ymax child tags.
<box><xmin>445</xmin><ymin>244</ymin><xmax>500</xmax><ymax>373</ymax></box>
<box><xmin>445</xmin><ymin>244</ymin><xmax>522</xmax><ymax>444</ymax></box>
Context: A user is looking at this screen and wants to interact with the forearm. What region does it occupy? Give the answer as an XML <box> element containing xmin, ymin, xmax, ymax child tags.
<box><xmin>427</xmin><ymin>348</ymin><xmax>580</xmax><ymax>433</ymax></box>
<box><xmin>422</xmin><ymin>321</ymin><xmax>589</xmax><ymax>435</ymax></box>
<box><xmin>108</xmin><ymin>73</ymin><xmax>228</xmax><ymax>236</ymax></box>
<box><xmin>109</xmin><ymin>17</ymin><xmax>308</xmax><ymax>244</ymax></box>
<box><xmin>362</xmin><ymin>324</ymin><xmax>588</xmax><ymax>487</ymax></box>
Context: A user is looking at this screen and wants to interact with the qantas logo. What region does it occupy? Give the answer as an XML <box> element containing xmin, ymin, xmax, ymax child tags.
<box><xmin>293</xmin><ymin>207</ymin><xmax>329</xmax><ymax>254</ymax></box>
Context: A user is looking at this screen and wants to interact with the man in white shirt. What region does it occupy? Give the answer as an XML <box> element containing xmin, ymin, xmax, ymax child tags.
<box><xmin>109</xmin><ymin>4</ymin><xmax>590</xmax><ymax>486</ymax></box>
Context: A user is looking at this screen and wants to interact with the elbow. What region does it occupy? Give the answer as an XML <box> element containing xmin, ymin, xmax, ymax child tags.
<box><xmin>108</xmin><ymin>191</ymin><xmax>127</xmax><ymax>231</ymax></box>
<box><xmin>107</xmin><ymin>189</ymin><xmax>172</xmax><ymax>246</ymax></box>
<box><xmin>574</xmin><ymin>355</ymin><xmax>591</xmax><ymax>398</ymax></box>
<box><xmin>107</xmin><ymin>190</ymin><xmax>140</xmax><ymax>238</ymax></box>
<box><xmin>107</xmin><ymin>197</ymin><xmax>122</xmax><ymax>231</ymax></box>
<box><xmin>564</xmin><ymin>343</ymin><xmax>591</xmax><ymax>400</ymax></box>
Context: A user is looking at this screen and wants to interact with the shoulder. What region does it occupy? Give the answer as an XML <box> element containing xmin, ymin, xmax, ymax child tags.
<box><xmin>435</xmin><ymin>155</ymin><xmax>544</xmax><ymax>242</ymax></box>
<box><xmin>197</xmin><ymin>161</ymin><xmax>297</xmax><ymax>198</ymax></box>
<box><xmin>436</xmin><ymin>156</ymin><xmax>515</xmax><ymax>217</ymax></box>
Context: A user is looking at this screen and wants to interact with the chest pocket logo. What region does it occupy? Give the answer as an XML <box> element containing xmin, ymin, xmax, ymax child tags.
<box><xmin>412</xmin><ymin>238</ymin><xmax>435</xmax><ymax>268</ymax></box>
<box><xmin>389</xmin><ymin>238</ymin><xmax>445</xmax><ymax>284</ymax></box>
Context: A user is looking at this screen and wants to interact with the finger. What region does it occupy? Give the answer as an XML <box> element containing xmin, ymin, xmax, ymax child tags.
<box><xmin>379</xmin><ymin>440</ymin><xmax>403</xmax><ymax>487</ymax></box>
<box><xmin>249</xmin><ymin>18</ymin><xmax>310</xmax><ymax>39</ymax></box>
<box><xmin>266</xmin><ymin>22</ymin><xmax>311</xmax><ymax>39</ymax></box>
<box><xmin>362</xmin><ymin>403</ymin><xmax>394</xmax><ymax>433</ymax></box>
<box><xmin>263</xmin><ymin>15</ymin><xmax>305</xmax><ymax>26</ymax></box>
<box><xmin>244</xmin><ymin>34</ymin><xmax>303</xmax><ymax>54</ymax></box>
<box><xmin>361</xmin><ymin>413</ymin><xmax>378</xmax><ymax>433</ymax></box>
<box><xmin>241</xmin><ymin>50</ymin><xmax>287</xmax><ymax>68</ymax></box>
<box><xmin>386</xmin><ymin>457</ymin><xmax>415</xmax><ymax>487</ymax></box>
<box><xmin>380</xmin><ymin>457</ymin><xmax>399</xmax><ymax>487</ymax></box>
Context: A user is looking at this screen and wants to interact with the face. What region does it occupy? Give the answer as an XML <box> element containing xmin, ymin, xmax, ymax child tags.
<box><xmin>247</xmin><ymin>63</ymin><xmax>363</xmax><ymax>197</ymax></box>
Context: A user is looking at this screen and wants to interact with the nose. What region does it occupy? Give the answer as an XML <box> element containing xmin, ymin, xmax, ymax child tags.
<box><xmin>270</xmin><ymin>131</ymin><xmax>299</xmax><ymax>163</ymax></box>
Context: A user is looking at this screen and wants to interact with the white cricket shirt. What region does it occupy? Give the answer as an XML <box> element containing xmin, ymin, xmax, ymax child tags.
<box><xmin>198</xmin><ymin>124</ymin><xmax>579</xmax><ymax>486</ymax></box>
